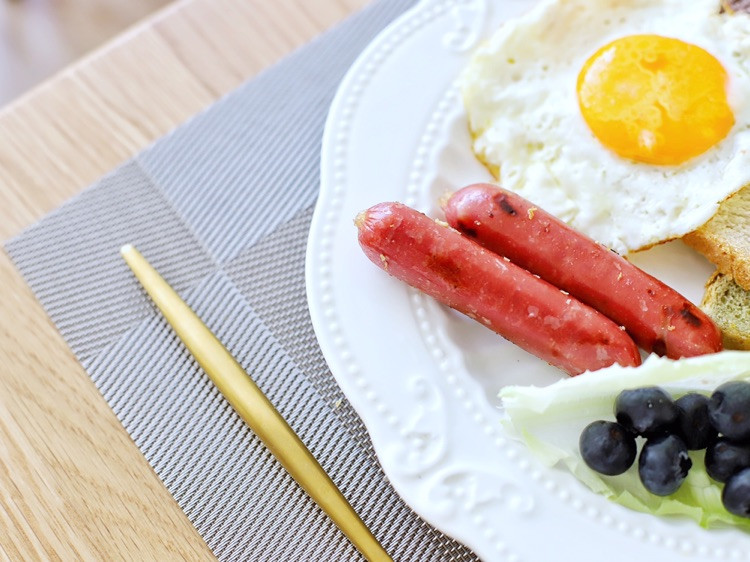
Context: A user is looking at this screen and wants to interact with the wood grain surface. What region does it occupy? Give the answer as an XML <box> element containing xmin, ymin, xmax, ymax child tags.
<box><xmin>0</xmin><ymin>0</ymin><xmax>369</xmax><ymax>558</ymax></box>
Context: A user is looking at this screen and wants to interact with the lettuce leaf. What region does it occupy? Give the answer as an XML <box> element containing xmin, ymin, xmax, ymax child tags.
<box><xmin>499</xmin><ymin>351</ymin><xmax>750</xmax><ymax>530</ymax></box>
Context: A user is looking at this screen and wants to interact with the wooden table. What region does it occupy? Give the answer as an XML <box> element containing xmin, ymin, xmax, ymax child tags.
<box><xmin>0</xmin><ymin>0</ymin><xmax>369</xmax><ymax>558</ymax></box>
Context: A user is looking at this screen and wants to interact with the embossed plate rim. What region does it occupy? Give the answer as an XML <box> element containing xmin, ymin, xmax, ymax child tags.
<box><xmin>307</xmin><ymin>0</ymin><xmax>750</xmax><ymax>559</ymax></box>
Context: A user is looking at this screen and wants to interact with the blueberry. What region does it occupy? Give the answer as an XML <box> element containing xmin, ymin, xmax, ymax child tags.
<box><xmin>579</xmin><ymin>420</ymin><xmax>637</xmax><ymax>476</ymax></box>
<box><xmin>705</xmin><ymin>437</ymin><xmax>750</xmax><ymax>483</ymax></box>
<box><xmin>723</xmin><ymin>468</ymin><xmax>750</xmax><ymax>518</ymax></box>
<box><xmin>709</xmin><ymin>381</ymin><xmax>750</xmax><ymax>442</ymax></box>
<box><xmin>615</xmin><ymin>386</ymin><xmax>679</xmax><ymax>437</ymax></box>
<box><xmin>675</xmin><ymin>392</ymin><xmax>717</xmax><ymax>450</ymax></box>
<box><xmin>638</xmin><ymin>434</ymin><xmax>692</xmax><ymax>496</ymax></box>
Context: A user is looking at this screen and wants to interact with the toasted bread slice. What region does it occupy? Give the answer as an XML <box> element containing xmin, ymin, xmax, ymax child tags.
<box><xmin>683</xmin><ymin>186</ymin><xmax>750</xmax><ymax>291</ymax></box>
<box><xmin>701</xmin><ymin>271</ymin><xmax>750</xmax><ymax>350</ymax></box>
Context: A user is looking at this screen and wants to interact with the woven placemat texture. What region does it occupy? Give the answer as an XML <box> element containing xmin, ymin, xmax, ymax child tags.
<box><xmin>5</xmin><ymin>0</ymin><xmax>479</xmax><ymax>560</ymax></box>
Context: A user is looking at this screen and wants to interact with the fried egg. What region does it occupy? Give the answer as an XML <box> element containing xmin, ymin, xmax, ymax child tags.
<box><xmin>462</xmin><ymin>0</ymin><xmax>750</xmax><ymax>254</ymax></box>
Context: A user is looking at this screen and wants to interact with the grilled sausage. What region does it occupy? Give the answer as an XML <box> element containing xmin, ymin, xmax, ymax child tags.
<box><xmin>442</xmin><ymin>183</ymin><xmax>722</xmax><ymax>359</ymax></box>
<box><xmin>356</xmin><ymin>202</ymin><xmax>642</xmax><ymax>375</ymax></box>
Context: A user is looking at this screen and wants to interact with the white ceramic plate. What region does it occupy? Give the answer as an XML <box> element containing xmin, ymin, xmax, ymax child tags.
<box><xmin>306</xmin><ymin>1</ymin><xmax>750</xmax><ymax>559</ymax></box>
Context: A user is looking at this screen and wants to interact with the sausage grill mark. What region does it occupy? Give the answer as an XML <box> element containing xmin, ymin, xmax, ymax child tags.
<box><xmin>457</xmin><ymin>219</ymin><xmax>478</xmax><ymax>238</ymax></box>
<box><xmin>494</xmin><ymin>194</ymin><xmax>518</xmax><ymax>216</ymax></box>
<box><xmin>680</xmin><ymin>306</ymin><xmax>703</xmax><ymax>327</ymax></box>
<box><xmin>426</xmin><ymin>254</ymin><xmax>463</xmax><ymax>289</ymax></box>
<box><xmin>652</xmin><ymin>338</ymin><xmax>667</xmax><ymax>356</ymax></box>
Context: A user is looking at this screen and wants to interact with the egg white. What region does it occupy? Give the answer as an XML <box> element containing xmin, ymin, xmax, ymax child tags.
<box><xmin>462</xmin><ymin>0</ymin><xmax>750</xmax><ymax>254</ymax></box>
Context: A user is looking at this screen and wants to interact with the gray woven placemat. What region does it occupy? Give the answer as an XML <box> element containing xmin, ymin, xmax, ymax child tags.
<box><xmin>4</xmin><ymin>0</ymin><xmax>479</xmax><ymax>560</ymax></box>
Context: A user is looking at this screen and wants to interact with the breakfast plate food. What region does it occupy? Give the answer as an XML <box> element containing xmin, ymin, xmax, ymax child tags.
<box><xmin>306</xmin><ymin>0</ymin><xmax>750</xmax><ymax>559</ymax></box>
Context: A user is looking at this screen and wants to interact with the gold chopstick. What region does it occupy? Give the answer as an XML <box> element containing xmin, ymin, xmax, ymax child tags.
<box><xmin>120</xmin><ymin>244</ymin><xmax>392</xmax><ymax>562</ymax></box>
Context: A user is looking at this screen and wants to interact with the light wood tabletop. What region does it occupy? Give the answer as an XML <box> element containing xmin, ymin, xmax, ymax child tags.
<box><xmin>0</xmin><ymin>0</ymin><xmax>369</xmax><ymax>558</ymax></box>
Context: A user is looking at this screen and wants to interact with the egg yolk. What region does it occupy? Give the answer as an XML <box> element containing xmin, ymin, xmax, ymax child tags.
<box><xmin>577</xmin><ymin>35</ymin><xmax>734</xmax><ymax>165</ymax></box>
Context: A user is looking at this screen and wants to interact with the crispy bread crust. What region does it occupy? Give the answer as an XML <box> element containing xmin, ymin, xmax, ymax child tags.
<box><xmin>683</xmin><ymin>186</ymin><xmax>750</xmax><ymax>291</ymax></box>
